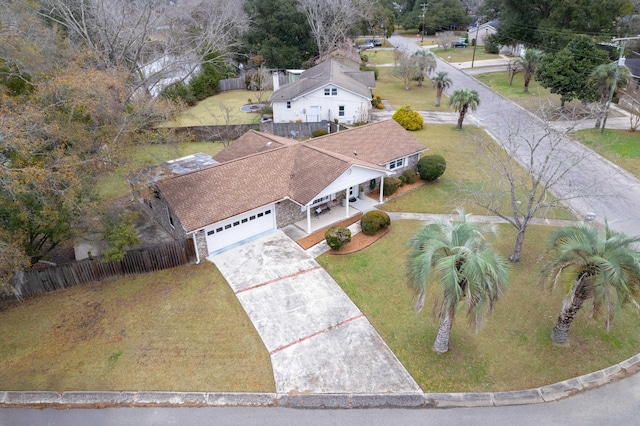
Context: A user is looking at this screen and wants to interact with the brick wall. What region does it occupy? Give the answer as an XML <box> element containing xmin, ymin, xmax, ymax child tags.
<box><xmin>193</xmin><ymin>230</ymin><xmax>208</xmax><ymax>260</ymax></box>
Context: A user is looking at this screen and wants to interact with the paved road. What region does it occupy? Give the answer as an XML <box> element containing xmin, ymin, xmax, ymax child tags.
<box><xmin>389</xmin><ymin>34</ymin><xmax>640</xmax><ymax>238</ymax></box>
<box><xmin>3</xmin><ymin>370</ymin><xmax>639</xmax><ymax>425</ymax></box>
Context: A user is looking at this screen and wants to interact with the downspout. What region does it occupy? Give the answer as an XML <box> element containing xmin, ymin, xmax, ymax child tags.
<box><xmin>192</xmin><ymin>233</ymin><xmax>200</xmax><ymax>264</ymax></box>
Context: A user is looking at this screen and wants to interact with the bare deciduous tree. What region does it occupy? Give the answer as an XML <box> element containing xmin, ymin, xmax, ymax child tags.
<box><xmin>38</xmin><ymin>0</ymin><xmax>248</xmax><ymax>96</ymax></box>
<box><xmin>247</xmin><ymin>65</ymin><xmax>272</xmax><ymax>103</ymax></box>
<box><xmin>297</xmin><ymin>0</ymin><xmax>372</xmax><ymax>60</ymax></box>
<box><xmin>460</xmin><ymin>111</ymin><xmax>609</xmax><ymax>262</ymax></box>
<box><xmin>435</xmin><ymin>31</ymin><xmax>458</xmax><ymax>51</ymax></box>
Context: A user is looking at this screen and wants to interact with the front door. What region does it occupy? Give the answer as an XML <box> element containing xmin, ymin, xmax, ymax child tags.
<box><xmin>349</xmin><ymin>185</ymin><xmax>359</xmax><ymax>200</ymax></box>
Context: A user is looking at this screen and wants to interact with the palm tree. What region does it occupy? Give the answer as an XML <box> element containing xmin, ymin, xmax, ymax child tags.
<box><xmin>431</xmin><ymin>71</ymin><xmax>452</xmax><ymax>107</ymax></box>
<box><xmin>515</xmin><ymin>49</ymin><xmax>543</xmax><ymax>93</ymax></box>
<box><xmin>540</xmin><ymin>222</ymin><xmax>640</xmax><ymax>345</ymax></box>
<box><xmin>412</xmin><ymin>49</ymin><xmax>437</xmax><ymax>87</ymax></box>
<box><xmin>450</xmin><ymin>88</ymin><xmax>480</xmax><ymax>129</ymax></box>
<box><xmin>589</xmin><ymin>63</ymin><xmax>631</xmax><ymax>129</ymax></box>
<box><xmin>407</xmin><ymin>210</ymin><xmax>510</xmax><ymax>354</ymax></box>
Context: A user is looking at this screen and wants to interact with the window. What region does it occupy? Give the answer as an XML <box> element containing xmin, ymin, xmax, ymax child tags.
<box><xmin>233</xmin><ymin>221</ymin><xmax>240</xmax><ymax>226</ymax></box>
<box><xmin>265</xmin><ymin>210</ymin><xmax>271</xmax><ymax>215</ymax></box>
<box><xmin>331</xmin><ymin>88</ymin><xmax>337</xmax><ymax>96</ymax></box>
<box><xmin>225</xmin><ymin>224</ymin><xmax>232</xmax><ymax>229</ymax></box>
<box><xmin>250</xmin><ymin>215</ymin><xmax>256</xmax><ymax>220</ymax></box>
<box><xmin>324</xmin><ymin>88</ymin><xmax>330</xmax><ymax>96</ymax></box>
<box><xmin>207</xmin><ymin>230</ymin><xmax>215</xmax><ymax>236</ymax></box>
<box><xmin>257</xmin><ymin>212</ymin><xmax>264</xmax><ymax>217</ymax></box>
<box><xmin>388</xmin><ymin>158</ymin><xmax>405</xmax><ymax>170</ymax></box>
<box><xmin>241</xmin><ymin>218</ymin><xmax>248</xmax><ymax>223</ymax></box>
<box><xmin>286</xmin><ymin>101</ymin><xmax>291</xmax><ymax>109</ymax></box>
<box><xmin>338</xmin><ymin>105</ymin><xmax>345</xmax><ymax>117</ymax></box>
<box><xmin>216</xmin><ymin>227</ymin><xmax>223</xmax><ymax>232</ymax></box>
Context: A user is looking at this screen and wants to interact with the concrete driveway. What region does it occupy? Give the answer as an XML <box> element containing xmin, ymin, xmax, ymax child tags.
<box><xmin>210</xmin><ymin>231</ymin><xmax>420</xmax><ymax>395</ymax></box>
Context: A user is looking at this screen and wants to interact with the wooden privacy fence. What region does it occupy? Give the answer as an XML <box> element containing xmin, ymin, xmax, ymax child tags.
<box><xmin>4</xmin><ymin>239</ymin><xmax>197</xmax><ymax>301</ymax></box>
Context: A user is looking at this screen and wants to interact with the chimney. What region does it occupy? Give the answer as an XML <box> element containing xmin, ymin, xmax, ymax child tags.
<box><xmin>272</xmin><ymin>71</ymin><xmax>280</xmax><ymax>91</ymax></box>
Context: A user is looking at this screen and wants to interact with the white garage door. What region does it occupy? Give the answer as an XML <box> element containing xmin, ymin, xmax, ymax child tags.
<box><xmin>205</xmin><ymin>204</ymin><xmax>276</xmax><ymax>254</ymax></box>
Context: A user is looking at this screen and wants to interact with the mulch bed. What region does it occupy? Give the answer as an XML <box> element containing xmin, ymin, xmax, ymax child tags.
<box><xmin>367</xmin><ymin>178</ymin><xmax>427</xmax><ymax>202</ymax></box>
<box><xmin>327</xmin><ymin>228</ymin><xmax>389</xmax><ymax>255</ymax></box>
<box><xmin>296</xmin><ymin>213</ymin><xmax>363</xmax><ymax>250</ymax></box>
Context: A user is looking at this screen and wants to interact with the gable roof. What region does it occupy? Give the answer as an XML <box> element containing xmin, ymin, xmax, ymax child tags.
<box><xmin>157</xmin><ymin>139</ymin><xmax>387</xmax><ymax>233</ymax></box>
<box><xmin>307</xmin><ymin>119</ymin><xmax>427</xmax><ymax>166</ymax></box>
<box><xmin>268</xmin><ymin>59</ymin><xmax>375</xmax><ymax>102</ymax></box>
<box><xmin>155</xmin><ymin>119</ymin><xmax>427</xmax><ymax>233</ymax></box>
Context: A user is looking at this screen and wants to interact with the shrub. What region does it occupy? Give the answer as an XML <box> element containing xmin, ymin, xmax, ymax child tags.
<box><xmin>398</xmin><ymin>175</ymin><xmax>407</xmax><ymax>186</ymax></box>
<box><xmin>360</xmin><ymin>210</ymin><xmax>391</xmax><ymax>236</ymax></box>
<box><xmin>417</xmin><ymin>155</ymin><xmax>446</xmax><ymax>182</ymax></box>
<box><xmin>312</xmin><ymin>128</ymin><xmax>328</xmax><ymax>138</ymax></box>
<box><xmin>392</xmin><ymin>106</ymin><xmax>424</xmax><ymax>131</ymax></box>
<box><xmin>383</xmin><ymin>176</ymin><xmax>402</xmax><ymax>196</ymax></box>
<box><xmin>325</xmin><ymin>226</ymin><xmax>352</xmax><ymax>250</ymax></box>
<box><xmin>402</xmin><ymin>169</ymin><xmax>417</xmax><ymax>184</ymax></box>
<box><xmin>484</xmin><ymin>34</ymin><xmax>500</xmax><ymax>54</ymax></box>
<box><xmin>261</xmin><ymin>104</ymin><xmax>273</xmax><ymax>114</ymax></box>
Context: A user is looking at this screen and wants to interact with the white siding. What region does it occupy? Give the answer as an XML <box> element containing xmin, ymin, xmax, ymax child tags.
<box><xmin>272</xmin><ymin>86</ymin><xmax>371</xmax><ymax>124</ymax></box>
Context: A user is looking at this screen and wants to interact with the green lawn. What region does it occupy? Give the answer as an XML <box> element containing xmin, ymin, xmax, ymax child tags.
<box><xmin>378</xmin><ymin>124</ymin><xmax>574</xmax><ymax>220</ymax></box>
<box><xmin>474</xmin><ymin>72</ymin><xmax>587</xmax><ymax>114</ymax></box>
<box><xmin>318</xmin><ymin>220</ymin><xmax>640</xmax><ymax>392</ymax></box>
<box><xmin>373</xmin><ymin>67</ymin><xmax>443</xmax><ymax>111</ymax></box>
<box><xmin>168</xmin><ymin>89</ymin><xmax>272</xmax><ymax>127</ymax></box>
<box><xmin>363</xmin><ymin>49</ymin><xmax>397</xmax><ymax>66</ymax></box>
<box><xmin>0</xmin><ymin>262</ymin><xmax>275</xmax><ymax>392</ymax></box>
<box><xmin>98</xmin><ymin>141</ymin><xmax>226</xmax><ymax>201</ymax></box>
<box><xmin>431</xmin><ymin>47</ymin><xmax>502</xmax><ymax>63</ymax></box>
<box><xmin>572</xmin><ymin>128</ymin><xmax>640</xmax><ymax>179</ymax></box>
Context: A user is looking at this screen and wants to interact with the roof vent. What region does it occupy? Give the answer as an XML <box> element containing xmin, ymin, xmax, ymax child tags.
<box><xmin>353</xmin><ymin>151</ymin><xmax>358</xmax><ymax>156</ymax></box>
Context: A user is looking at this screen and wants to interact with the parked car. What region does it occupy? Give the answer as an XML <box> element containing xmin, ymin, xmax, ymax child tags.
<box><xmin>453</xmin><ymin>38</ymin><xmax>467</xmax><ymax>48</ymax></box>
<box><xmin>360</xmin><ymin>42</ymin><xmax>375</xmax><ymax>49</ymax></box>
<box><xmin>365</xmin><ymin>38</ymin><xmax>383</xmax><ymax>47</ymax></box>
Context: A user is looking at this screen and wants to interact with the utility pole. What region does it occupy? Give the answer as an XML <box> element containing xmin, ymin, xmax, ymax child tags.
<box><xmin>420</xmin><ymin>3</ymin><xmax>428</xmax><ymax>44</ymax></box>
<box><xmin>470</xmin><ymin>17</ymin><xmax>483</xmax><ymax>68</ymax></box>
<box><xmin>601</xmin><ymin>35</ymin><xmax>640</xmax><ymax>134</ymax></box>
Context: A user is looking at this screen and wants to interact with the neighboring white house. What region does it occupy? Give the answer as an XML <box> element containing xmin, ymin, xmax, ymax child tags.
<box><xmin>466</xmin><ymin>20</ymin><xmax>498</xmax><ymax>47</ymax></box>
<box><xmin>269</xmin><ymin>58</ymin><xmax>375</xmax><ymax>125</ymax></box>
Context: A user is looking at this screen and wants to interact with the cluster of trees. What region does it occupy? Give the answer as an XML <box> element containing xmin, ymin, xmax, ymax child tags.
<box><xmin>407</xmin><ymin>212</ymin><xmax>640</xmax><ymax>353</ymax></box>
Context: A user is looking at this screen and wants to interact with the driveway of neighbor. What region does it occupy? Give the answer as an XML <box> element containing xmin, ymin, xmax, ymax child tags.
<box><xmin>209</xmin><ymin>230</ymin><xmax>421</xmax><ymax>395</ymax></box>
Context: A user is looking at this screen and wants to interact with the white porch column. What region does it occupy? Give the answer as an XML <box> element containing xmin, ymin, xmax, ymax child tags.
<box><xmin>306</xmin><ymin>206</ymin><xmax>312</xmax><ymax>234</ymax></box>
<box><xmin>379</xmin><ymin>177</ymin><xmax>384</xmax><ymax>203</ymax></box>
<box><xmin>345</xmin><ymin>190</ymin><xmax>350</xmax><ymax>218</ymax></box>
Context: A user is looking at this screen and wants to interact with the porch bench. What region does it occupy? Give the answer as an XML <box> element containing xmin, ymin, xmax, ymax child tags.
<box><xmin>314</xmin><ymin>204</ymin><xmax>331</xmax><ymax>218</ymax></box>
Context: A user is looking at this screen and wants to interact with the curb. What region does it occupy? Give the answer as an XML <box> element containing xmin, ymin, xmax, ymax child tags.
<box><xmin>2</xmin><ymin>353</ymin><xmax>639</xmax><ymax>409</ymax></box>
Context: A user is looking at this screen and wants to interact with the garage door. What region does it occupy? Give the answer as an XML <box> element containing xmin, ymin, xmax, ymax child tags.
<box><xmin>205</xmin><ymin>204</ymin><xmax>276</xmax><ymax>254</ymax></box>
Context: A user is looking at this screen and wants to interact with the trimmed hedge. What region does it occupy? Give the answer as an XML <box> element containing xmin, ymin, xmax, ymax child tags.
<box><xmin>402</xmin><ymin>169</ymin><xmax>417</xmax><ymax>184</ymax></box>
<box><xmin>392</xmin><ymin>105</ymin><xmax>424</xmax><ymax>131</ymax></box>
<box><xmin>383</xmin><ymin>176</ymin><xmax>402</xmax><ymax>196</ymax></box>
<box><xmin>360</xmin><ymin>210</ymin><xmax>391</xmax><ymax>236</ymax></box>
<box><xmin>417</xmin><ymin>154</ymin><xmax>446</xmax><ymax>182</ymax></box>
<box><xmin>325</xmin><ymin>226</ymin><xmax>352</xmax><ymax>250</ymax></box>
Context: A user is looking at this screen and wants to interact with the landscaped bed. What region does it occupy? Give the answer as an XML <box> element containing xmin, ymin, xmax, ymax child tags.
<box><xmin>317</xmin><ymin>220</ymin><xmax>640</xmax><ymax>392</ymax></box>
<box><xmin>0</xmin><ymin>262</ymin><xmax>275</xmax><ymax>392</ymax></box>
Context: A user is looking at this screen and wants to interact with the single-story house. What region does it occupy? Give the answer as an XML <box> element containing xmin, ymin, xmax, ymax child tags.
<box><xmin>135</xmin><ymin>119</ymin><xmax>427</xmax><ymax>260</ymax></box>
<box><xmin>269</xmin><ymin>58</ymin><xmax>375</xmax><ymax>125</ymax></box>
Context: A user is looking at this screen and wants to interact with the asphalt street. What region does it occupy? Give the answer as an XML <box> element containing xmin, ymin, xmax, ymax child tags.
<box><xmin>390</xmin><ymin>34</ymin><xmax>640</xmax><ymax>238</ymax></box>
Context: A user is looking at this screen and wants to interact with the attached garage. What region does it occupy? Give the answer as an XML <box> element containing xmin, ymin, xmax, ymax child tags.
<box><xmin>204</xmin><ymin>204</ymin><xmax>276</xmax><ymax>255</ymax></box>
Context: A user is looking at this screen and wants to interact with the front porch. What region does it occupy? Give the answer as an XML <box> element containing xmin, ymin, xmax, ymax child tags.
<box><xmin>293</xmin><ymin>195</ymin><xmax>379</xmax><ymax>235</ymax></box>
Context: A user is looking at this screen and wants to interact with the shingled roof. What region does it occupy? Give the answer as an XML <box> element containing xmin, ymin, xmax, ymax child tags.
<box><xmin>269</xmin><ymin>59</ymin><xmax>375</xmax><ymax>102</ymax></box>
<box><xmin>308</xmin><ymin>119</ymin><xmax>427</xmax><ymax>165</ymax></box>
<box><xmin>155</xmin><ymin>119</ymin><xmax>426</xmax><ymax>233</ymax></box>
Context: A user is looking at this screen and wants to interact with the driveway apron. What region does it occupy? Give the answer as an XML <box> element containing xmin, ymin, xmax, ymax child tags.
<box><xmin>210</xmin><ymin>231</ymin><xmax>420</xmax><ymax>394</ymax></box>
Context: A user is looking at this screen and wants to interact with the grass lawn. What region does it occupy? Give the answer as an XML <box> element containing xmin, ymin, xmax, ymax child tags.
<box><xmin>0</xmin><ymin>262</ymin><xmax>275</xmax><ymax>392</ymax></box>
<box><xmin>318</xmin><ymin>220</ymin><xmax>640</xmax><ymax>392</ymax></box>
<box><xmin>474</xmin><ymin>72</ymin><xmax>586</xmax><ymax>114</ymax></box>
<box><xmin>572</xmin><ymin>128</ymin><xmax>640</xmax><ymax>179</ymax></box>
<box><xmin>378</xmin><ymin>124</ymin><xmax>574</xmax><ymax>220</ymax></box>
<box><xmin>431</xmin><ymin>47</ymin><xmax>501</xmax><ymax>63</ymax></box>
<box><xmin>168</xmin><ymin>89</ymin><xmax>272</xmax><ymax>127</ymax></box>
<box><xmin>374</xmin><ymin>67</ymin><xmax>443</xmax><ymax>111</ymax></box>
<box><xmin>98</xmin><ymin>141</ymin><xmax>226</xmax><ymax>201</ymax></box>
<box><xmin>363</xmin><ymin>49</ymin><xmax>396</xmax><ymax>66</ymax></box>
